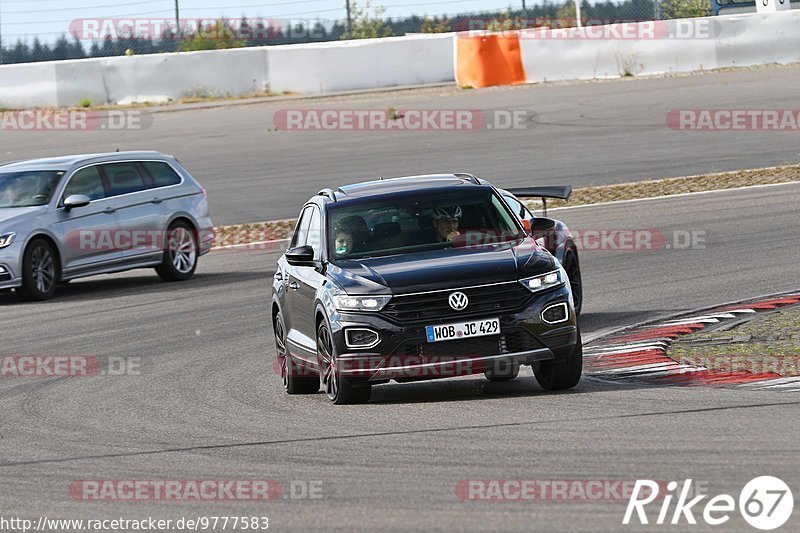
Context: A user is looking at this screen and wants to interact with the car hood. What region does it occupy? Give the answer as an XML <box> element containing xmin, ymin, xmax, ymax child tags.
<box><xmin>0</xmin><ymin>206</ymin><xmax>46</xmax><ymax>230</ymax></box>
<box><xmin>329</xmin><ymin>237</ymin><xmax>556</xmax><ymax>295</ymax></box>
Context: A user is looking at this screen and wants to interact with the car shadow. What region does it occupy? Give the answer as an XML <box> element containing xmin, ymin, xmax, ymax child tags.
<box><xmin>365</xmin><ymin>371</ymin><xmax>658</xmax><ymax>405</ymax></box>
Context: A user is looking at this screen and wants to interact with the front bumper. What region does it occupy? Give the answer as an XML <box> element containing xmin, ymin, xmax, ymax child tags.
<box><xmin>329</xmin><ymin>285</ymin><xmax>578</xmax><ymax>383</ymax></box>
<box><xmin>0</xmin><ymin>242</ymin><xmax>23</xmax><ymax>289</ymax></box>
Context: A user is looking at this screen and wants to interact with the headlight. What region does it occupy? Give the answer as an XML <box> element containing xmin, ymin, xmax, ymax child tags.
<box><xmin>0</xmin><ymin>233</ymin><xmax>15</xmax><ymax>249</ymax></box>
<box><xmin>334</xmin><ymin>295</ymin><xmax>391</xmax><ymax>312</ymax></box>
<box><xmin>519</xmin><ymin>268</ymin><xmax>565</xmax><ymax>292</ymax></box>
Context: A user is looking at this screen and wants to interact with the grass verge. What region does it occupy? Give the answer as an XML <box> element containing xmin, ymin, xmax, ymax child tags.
<box><xmin>669</xmin><ymin>306</ymin><xmax>800</xmax><ymax>377</ymax></box>
<box><xmin>212</xmin><ymin>164</ymin><xmax>800</xmax><ymax>244</ymax></box>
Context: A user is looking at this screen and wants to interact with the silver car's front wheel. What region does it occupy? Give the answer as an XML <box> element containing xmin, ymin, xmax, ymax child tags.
<box><xmin>155</xmin><ymin>221</ymin><xmax>198</xmax><ymax>282</ymax></box>
<box><xmin>18</xmin><ymin>238</ymin><xmax>58</xmax><ymax>301</ymax></box>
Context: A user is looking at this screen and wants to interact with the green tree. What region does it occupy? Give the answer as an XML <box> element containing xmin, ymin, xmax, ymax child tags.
<box><xmin>660</xmin><ymin>0</ymin><xmax>711</xmax><ymax>19</ymax></box>
<box><xmin>555</xmin><ymin>2</ymin><xmax>577</xmax><ymax>28</ymax></box>
<box><xmin>486</xmin><ymin>11</ymin><xmax>526</xmax><ymax>32</ymax></box>
<box><xmin>342</xmin><ymin>1</ymin><xmax>394</xmax><ymax>40</ymax></box>
<box><xmin>181</xmin><ymin>20</ymin><xmax>247</xmax><ymax>51</ymax></box>
<box><xmin>420</xmin><ymin>16</ymin><xmax>450</xmax><ymax>33</ymax></box>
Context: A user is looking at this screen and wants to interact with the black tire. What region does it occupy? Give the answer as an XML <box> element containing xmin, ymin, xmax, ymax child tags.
<box><xmin>563</xmin><ymin>250</ymin><xmax>582</xmax><ymax>316</ymax></box>
<box><xmin>17</xmin><ymin>238</ymin><xmax>58</xmax><ymax>301</ymax></box>
<box><xmin>317</xmin><ymin>322</ymin><xmax>371</xmax><ymax>405</ymax></box>
<box><xmin>484</xmin><ymin>359</ymin><xmax>520</xmax><ymax>382</ymax></box>
<box><xmin>275</xmin><ymin>314</ymin><xmax>319</xmax><ymax>394</ymax></box>
<box><xmin>535</xmin><ymin>333</ymin><xmax>582</xmax><ymax>391</ymax></box>
<box><xmin>155</xmin><ymin>221</ymin><xmax>198</xmax><ymax>282</ymax></box>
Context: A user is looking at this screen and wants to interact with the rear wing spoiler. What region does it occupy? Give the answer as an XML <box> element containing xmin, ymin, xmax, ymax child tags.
<box><xmin>505</xmin><ymin>186</ymin><xmax>572</xmax><ymax>217</ymax></box>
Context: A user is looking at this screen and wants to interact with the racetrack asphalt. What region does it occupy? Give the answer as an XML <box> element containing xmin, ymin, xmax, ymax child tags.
<box><xmin>1</xmin><ymin>183</ymin><xmax>798</xmax><ymax>531</ymax></box>
<box><xmin>2</xmin><ymin>65</ymin><xmax>800</xmax><ymax>224</ymax></box>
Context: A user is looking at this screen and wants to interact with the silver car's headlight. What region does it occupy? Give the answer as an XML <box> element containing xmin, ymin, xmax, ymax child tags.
<box><xmin>519</xmin><ymin>268</ymin><xmax>565</xmax><ymax>292</ymax></box>
<box><xmin>0</xmin><ymin>233</ymin><xmax>15</xmax><ymax>249</ymax></box>
<box><xmin>333</xmin><ymin>295</ymin><xmax>391</xmax><ymax>312</ymax></box>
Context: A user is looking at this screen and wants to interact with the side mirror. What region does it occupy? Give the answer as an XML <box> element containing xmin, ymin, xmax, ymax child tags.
<box><xmin>286</xmin><ymin>245</ymin><xmax>316</xmax><ymax>267</ymax></box>
<box><xmin>528</xmin><ymin>217</ymin><xmax>558</xmax><ymax>250</ymax></box>
<box><xmin>529</xmin><ymin>217</ymin><xmax>557</xmax><ymax>233</ymax></box>
<box><xmin>63</xmin><ymin>194</ymin><xmax>91</xmax><ymax>211</ymax></box>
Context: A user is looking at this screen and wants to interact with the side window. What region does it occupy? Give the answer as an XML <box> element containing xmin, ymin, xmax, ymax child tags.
<box><xmin>503</xmin><ymin>194</ymin><xmax>534</xmax><ymax>222</ymax></box>
<box><xmin>101</xmin><ymin>163</ymin><xmax>147</xmax><ymax>196</ymax></box>
<box><xmin>62</xmin><ymin>166</ymin><xmax>106</xmax><ymax>202</ymax></box>
<box><xmin>142</xmin><ymin>161</ymin><xmax>182</xmax><ymax>188</ymax></box>
<box><xmin>306</xmin><ymin>208</ymin><xmax>322</xmax><ymax>260</ymax></box>
<box><xmin>503</xmin><ymin>194</ymin><xmax>524</xmax><ymax>218</ymax></box>
<box><xmin>291</xmin><ymin>207</ymin><xmax>313</xmax><ymax>248</ymax></box>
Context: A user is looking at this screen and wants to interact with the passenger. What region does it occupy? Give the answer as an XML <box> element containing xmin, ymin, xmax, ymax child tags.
<box><xmin>430</xmin><ymin>206</ymin><xmax>462</xmax><ymax>243</ymax></box>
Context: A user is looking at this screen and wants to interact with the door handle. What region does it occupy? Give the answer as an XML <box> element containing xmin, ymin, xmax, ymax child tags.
<box><xmin>151</xmin><ymin>197</ymin><xmax>162</xmax><ymax>204</ymax></box>
<box><xmin>288</xmin><ymin>281</ymin><xmax>299</xmax><ymax>290</ymax></box>
<box><xmin>103</xmin><ymin>207</ymin><xmax>116</xmax><ymax>214</ymax></box>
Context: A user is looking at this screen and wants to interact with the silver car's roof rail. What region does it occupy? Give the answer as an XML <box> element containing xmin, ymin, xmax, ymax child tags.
<box><xmin>453</xmin><ymin>173</ymin><xmax>481</xmax><ymax>185</ymax></box>
<box><xmin>317</xmin><ymin>188</ymin><xmax>337</xmax><ymax>202</ymax></box>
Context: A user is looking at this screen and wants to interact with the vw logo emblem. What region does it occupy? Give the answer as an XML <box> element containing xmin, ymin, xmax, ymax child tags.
<box><xmin>448</xmin><ymin>291</ymin><xmax>469</xmax><ymax>311</ymax></box>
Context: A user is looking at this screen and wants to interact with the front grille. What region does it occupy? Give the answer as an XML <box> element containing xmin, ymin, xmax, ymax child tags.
<box><xmin>381</xmin><ymin>281</ymin><xmax>533</xmax><ymax>324</ymax></box>
<box><xmin>393</xmin><ymin>327</ymin><xmax>543</xmax><ymax>358</ymax></box>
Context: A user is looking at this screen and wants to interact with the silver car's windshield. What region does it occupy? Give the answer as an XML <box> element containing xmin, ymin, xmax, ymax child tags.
<box><xmin>0</xmin><ymin>171</ymin><xmax>63</xmax><ymax>208</ymax></box>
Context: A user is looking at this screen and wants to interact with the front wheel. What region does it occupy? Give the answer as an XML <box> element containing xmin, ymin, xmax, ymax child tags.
<box><xmin>156</xmin><ymin>221</ymin><xmax>198</xmax><ymax>281</ymax></box>
<box><xmin>317</xmin><ymin>322</ymin><xmax>371</xmax><ymax>405</ymax></box>
<box><xmin>18</xmin><ymin>238</ymin><xmax>58</xmax><ymax>301</ymax></box>
<box><xmin>275</xmin><ymin>314</ymin><xmax>319</xmax><ymax>394</ymax></box>
<box><xmin>563</xmin><ymin>251</ymin><xmax>582</xmax><ymax>316</ymax></box>
<box><xmin>534</xmin><ymin>333</ymin><xmax>582</xmax><ymax>391</ymax></box>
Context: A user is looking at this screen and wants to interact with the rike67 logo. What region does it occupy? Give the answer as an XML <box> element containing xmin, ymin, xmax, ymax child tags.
<box><xmin>624</xmin><ymin>477</ymin><xmax>793</xmax><ymax>530</ymax></box>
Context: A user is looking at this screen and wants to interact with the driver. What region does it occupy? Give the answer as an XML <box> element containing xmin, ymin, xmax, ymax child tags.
<box><xmin>334</xmin><ymin>229</ymin><xmax>355</xmax><ymax>257</ymax></box>
<box><xmin>431</xmin><ymin>206</ymin><xmax>462</xmax><ymax>242</ymax></box>
<box><xmin>0</xmin><ymin>179</ymin><xmax>25</xmax><ymax>205</ymax></box>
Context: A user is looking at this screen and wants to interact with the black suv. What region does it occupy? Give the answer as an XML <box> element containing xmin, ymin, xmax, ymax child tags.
<box><xmin>272</xmin><ymin>174</ymin><xmax>581</xmax><ymax>404</ymax></box>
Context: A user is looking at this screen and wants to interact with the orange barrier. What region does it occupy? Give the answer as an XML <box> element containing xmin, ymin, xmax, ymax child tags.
<box><xmin>455</xmin><ymin>32</ymin><xmax>526</xmax><ymax>88</ymax></box>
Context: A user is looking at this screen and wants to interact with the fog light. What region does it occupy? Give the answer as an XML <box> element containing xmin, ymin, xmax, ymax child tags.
<box><xmin>345</xmin><ymin>328</ymin><xmax>380</xmax><ymax>349</ymax></box>
<box><xmin>542</xmin><ymin>302</ymin><xmax>569</xmax><ymax>324</ymax></box>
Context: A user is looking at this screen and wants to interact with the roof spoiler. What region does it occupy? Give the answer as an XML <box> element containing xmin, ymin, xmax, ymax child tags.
<box><xmin>506</xmin><ymin>186</ymin><xmax>572</xmax><ymax>217</ymax></box>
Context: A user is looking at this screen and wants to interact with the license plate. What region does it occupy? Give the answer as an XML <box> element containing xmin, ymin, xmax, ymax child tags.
<box><xmin>425</xmin><ymin>318</ymin><xmax>500</xmax><ymax>343</ymax></box>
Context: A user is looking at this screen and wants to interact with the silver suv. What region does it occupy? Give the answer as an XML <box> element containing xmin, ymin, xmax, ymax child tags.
<box><xmin>0</xmin><ymin>151</ymin><xmax>214</xmax><ymax>301</ymax></box>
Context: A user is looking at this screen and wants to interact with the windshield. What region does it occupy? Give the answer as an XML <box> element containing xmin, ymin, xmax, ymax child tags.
<box><xmin>0</xmin><ymin>171</ymin><xmax>64</xmax><ymax>208</ymax></box>
<box><xmin>328</xmin><ymin>188</ymin><xmax>524</xmax><ymax>260</ymax></box>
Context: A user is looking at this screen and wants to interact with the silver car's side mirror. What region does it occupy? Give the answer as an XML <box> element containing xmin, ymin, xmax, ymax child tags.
<box><xmin>63</xmin><ymin>194</ymin><xmax>91</xmax><ymax>211</ymax></box>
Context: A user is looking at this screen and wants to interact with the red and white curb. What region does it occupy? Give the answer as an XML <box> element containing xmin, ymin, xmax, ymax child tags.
<box><xmin>584</xmin><ymin>293</ymin><xmax>800</xmax><ymax>392</ymax></box>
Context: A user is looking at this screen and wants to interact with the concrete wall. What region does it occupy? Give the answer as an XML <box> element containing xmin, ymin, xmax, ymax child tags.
<box><xmin>2</xmin><ymin>12</ymin><xmax>800</xmax><ymax>109</ymax></box>
<box><xmin>516</xmin><ymin>12</ymin><xmax>800</xmax><ymax>83</ymax></box>
<box><xmin>0</xmin><ymin>33</ymin><xmax>454</xmax><ymax>108</ymax></box>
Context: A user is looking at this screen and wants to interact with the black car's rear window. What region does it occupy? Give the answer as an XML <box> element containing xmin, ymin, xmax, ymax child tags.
<box><xmin>327</xmin><ymin>189</ymin><xmax>523</xmax><ymax>260</ymax></box>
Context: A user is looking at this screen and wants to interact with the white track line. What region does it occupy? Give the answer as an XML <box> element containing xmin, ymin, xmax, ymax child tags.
<box><xmin>546</xmin><ymin>181</ymin><xmax>800</xmax><ymax>213</ymax></box>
